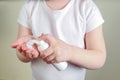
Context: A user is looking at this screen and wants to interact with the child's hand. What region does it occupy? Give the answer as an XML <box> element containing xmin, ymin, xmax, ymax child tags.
<box><xmin>11</xmin><ymin>35</ymin><xmax>40</xmax><ymax>59</ymax></box>
<box><xmin>38</xmin><ymin>34</ymin><xmax>72</xmax><ymax>64</ymax></box>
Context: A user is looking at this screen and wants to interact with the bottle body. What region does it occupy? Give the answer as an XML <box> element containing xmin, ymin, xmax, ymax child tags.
<box><xmin>27</xmin><ymin>39</ymin><xmax>68</xmax><ymax>71</ymax></box>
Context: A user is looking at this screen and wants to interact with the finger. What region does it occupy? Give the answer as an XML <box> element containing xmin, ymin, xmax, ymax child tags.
<box><xmin>16</xmin><ymin>46</ymin><xmax>22</xmax><ymax>52</ymax></box>
<box><xmin>24</xmin><ymin>49</ymin><xmax>33</xmax><ymax>58</ymax></box>
<box><xmin>26</xmin><ymin>52</ymin><xmax>32</xmax><ymax>59</ymax></box>
<box><xmin>41</xmin><ymin>34</ymin><xmax>50</xmax><ymax>43</ymax></box>
<box><xmin>38</xmin><ymin>34</ymin><xmax>50</xmax><ymax>44</ymax></box>
<box><xmin>32</xmin><ymin>44</ymin><xmax>40</xmax><ymax>58</ymax></box>
<box><xmin>28</xmin><ymin>53</ymin><xmax>33</xmax><ymax>59</ymax></box>
<box><xmin>12</xmin><ymin>38</ymin><xmax>25</xmax><ymax>49</ymax></box>
<box><xmin>25</xmin><ymin>50</ymin><xmax>39</xmax><ymax>59</ymax></box>
<box><xmin>21</xmin><ymin>43</ymin><xmax>28</xmax><ymax>51</ymax></box>
<box><xmin>22</xmin><ymin>48</ymin><xmax>30</xmax><ymax>57</ymax></box>
<box><xmin>11</xmin><ymin>40</ymin><xmax>23</xmax><ymax>48</ymax></box>
<box><xmin>31</xmin><ymin>50</ymin><xmax>38</xmax><ymax>58</ymax></box>
<box><xmin>32</xmin><ymin>50</ymin><xmax>39</xmax><ymax>58</ymax></box>
<box><xmin>46</xmin><ymin>59</ymin><xmax>56</xmax><ymax>64</ymax></box>
<box><xmin>26</xmin><ymin>49</ymin><xmax>32</xmax><ymax>54</ymax></box>
<box><xmin>12</xmin><ymin>36</ymin><xmax>31</xmax><ymax>48</ymax></box>
<box><xmin>50</xmin><ymin>60</ymin><xmax>56</xmax><ymax>64</ymax></box>
<box><xmin>38</xmin><ymin>33</ymin><xmax>45</xmax><ymax>40</ymax></box>
<box><xmin>33</xmin><ymin>43</ymin><xmax>38</xmax><ymax>51</ymax></box>
<box><xmin>40</xmin><ymin>47</ymin><xmax>53</xmax><ymax>59</ymax></box>
<box><xmin>11</xmin><ymin>42</ymin><xmax>18</xmax><ymax>48</ymax></box>
<box><xmin>26</xmin><ymin>49</ymin><xmax>32</xmax><ymax>53</ymax></box>
<box><xmin>44</xmin><ymin>53</ymin><xmax>56</xmax><ymax>63</ymax></box>
<box><xmin>24</xmin><ymin>49</ymin><xmax>32</xmax><ymax>58</ymax></box>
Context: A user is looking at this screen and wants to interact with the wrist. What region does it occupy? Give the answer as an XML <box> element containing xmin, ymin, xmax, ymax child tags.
<box><xmin>66</xmin><ymin>44</ymin><xmax>74</xmax><ymax>62</ymax></box>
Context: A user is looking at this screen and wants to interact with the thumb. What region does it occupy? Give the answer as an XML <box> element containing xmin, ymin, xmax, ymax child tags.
<box><xmin>38</xmin><ymin>33</ymin><xmax>45</xmax><ymax>40</ymax></box>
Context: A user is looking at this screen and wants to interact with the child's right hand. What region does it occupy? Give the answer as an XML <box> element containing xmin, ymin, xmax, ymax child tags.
<box><xmin>11</xmin><ymin>35</ymin><xmax>40</xmax><ymax>59</ymax></box>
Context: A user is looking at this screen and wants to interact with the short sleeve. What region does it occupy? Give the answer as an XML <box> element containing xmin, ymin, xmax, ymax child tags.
<box><xmin>85</xmin><ymin>0</ymin><xmax>104</xmax><ymax>33</ymax></box>
<box><xmin>17</xmin><ymin>2</ymin><xmax>31</xmax><ymax>29</ymax></box>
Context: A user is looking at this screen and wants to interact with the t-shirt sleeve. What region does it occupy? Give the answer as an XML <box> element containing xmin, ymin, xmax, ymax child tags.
<box><xmin>17</xmin><ymin>2</ymin><xmax>31</xmax><ymax>29</ymax></box>
<box><xmin>85</xmin><ymin>0</ymin><xmax>104</xmax><ymax>33</ymax></box>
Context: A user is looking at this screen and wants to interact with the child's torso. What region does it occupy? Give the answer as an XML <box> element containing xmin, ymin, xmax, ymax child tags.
<box><xmin>29</xmin><ymin>0</ymin><xmax>86</xmax><ymax>80</ymax></box>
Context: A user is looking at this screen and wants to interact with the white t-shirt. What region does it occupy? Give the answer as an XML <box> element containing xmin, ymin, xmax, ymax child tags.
<box><xmin>18</xmin><ymin>0</ymin><xmax>104</xmax><ymax>80</ymax></box>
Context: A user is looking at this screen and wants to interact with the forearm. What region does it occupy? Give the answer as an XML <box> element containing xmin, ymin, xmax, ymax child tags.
<box><xmin>68</xmin><ymin>45</ymin><xmax>106</xmax><ymax>70</ymax></box>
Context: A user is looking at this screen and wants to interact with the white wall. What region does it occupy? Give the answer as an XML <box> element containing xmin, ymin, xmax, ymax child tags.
<box><xmin>0</xmin><ymin>0</ymin><xmax>120</xmax><ymax>80</ymax></box>
<box><xmin>86</xmin><ymin>1</ymin><xmax>120</xmax><ymax>80</ymax></box>
<box><xmin>0</xmin><ymin>1</ymin><xmax>32</xmax><ymax>80</ymax></box>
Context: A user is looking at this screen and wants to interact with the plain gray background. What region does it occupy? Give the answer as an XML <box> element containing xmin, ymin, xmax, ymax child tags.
<box><xmin>0</xmin><ymin>0</ymin><xmax>120</xmax><ymax>80</ymax></box>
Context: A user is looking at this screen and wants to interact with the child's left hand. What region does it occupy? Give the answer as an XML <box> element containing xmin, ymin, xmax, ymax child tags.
<box><xmin>11</xmin><ymin>35</ymin><xmax>40</xmax><ymax>59</ymax></box>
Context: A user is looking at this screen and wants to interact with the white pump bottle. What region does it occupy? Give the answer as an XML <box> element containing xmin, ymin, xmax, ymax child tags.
<box><xmin>27</xmin><ymin>39</ymin><xmax>68</xmax><ymax>71</ymax></box>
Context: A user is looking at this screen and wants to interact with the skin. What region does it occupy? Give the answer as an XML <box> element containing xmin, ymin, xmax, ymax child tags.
<box><xmin>45</xmin><ymin>0</ymin><xmax>70</xmax><ymax>10</ymax></box>
<box><xmin>12</xmin><ymin>24</ymin><xmax>39</xmax><ymax>62</ymax></box>
<box><xmin>11</xmin><ymin>0</ymin><xmax>106</xmax><ymax>69</ymax></box>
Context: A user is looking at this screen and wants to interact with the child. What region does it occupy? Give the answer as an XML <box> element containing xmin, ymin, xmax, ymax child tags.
<box><xmin>12</xmin><ymin>0</ymin><xmax>106</xmax><ymax>80</ymax></box>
